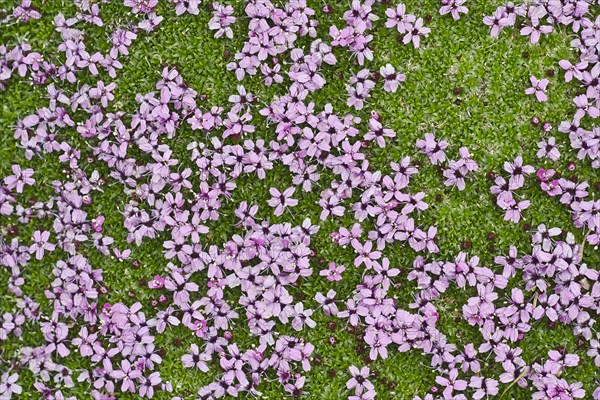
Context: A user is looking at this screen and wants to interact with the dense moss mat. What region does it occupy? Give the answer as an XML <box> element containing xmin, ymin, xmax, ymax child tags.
<box><xmin>1</xmin><ymin>0</ymin><xmax>599</xmax><ymax>399</ymax></box>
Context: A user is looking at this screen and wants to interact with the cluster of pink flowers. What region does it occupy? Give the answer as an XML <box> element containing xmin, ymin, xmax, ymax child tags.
<box><xmin>208</xmin><ymin>3</ymin><xmax>236</xmax><ymax>38</ymax></box>
<box><xmin>0</xmin><ymin>0</ymin><xmax>41</xmax><ymax>25</ymax></box>
<box><xmin>490</xmin><ymin>156</ymin><xmax>534</xmax><ymax>223</ymax></box>
<box><xmin>483</xmin><ymin>2</ymin><xmax>554</xmax><ymax>43</ymax></box>
<box><xmin>346</xmin><ymin>67</ymin><xmax>406</xmax><ymax>111</ymax></box>
<box><xmin>384</xmin><ymin>3</ymin><xmax>431</xmax><ymax>48</ymax></box>
<box><xmin>443</xmin><ymin>147</ymin><xmax>478</xmax><ymax>191</ymax></box>
<box><xmin>329</xmin><ymin>0</ymin><xmax>379</xmax><ymax>64</ymax></box>
<box><xmin>334</xmin><ymin>221</ymin><xmax>597</xmax><ymax>400</ymax></box>
<box><xmin>1</xmin><ymin>0</ymin><xmax>600</xmax><ymax>399</ymax></box>
<box><xmin>485</xmin><ymin>0</ymin><xmax>600</xmax><ymax>247</ymax></box>
<box><xmin>416</xmin><ymin>133</ymin><xmax>479</xmax><ymax>191</ymax></box>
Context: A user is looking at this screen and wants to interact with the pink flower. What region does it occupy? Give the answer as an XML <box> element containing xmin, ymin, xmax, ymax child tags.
<box><xmin>148</xmin><ymin>275</ymin><xmax>165</xmax><ymax>289</ymax></box>
<box><xmin>403</xmin><ymin>18</ymin><xmax>430</xmax><ymax>48</ymax></box>
<box><xmin>504</xmin><ymin>156</ymin><xmax>534</xmax><ymax>187</ymax></box>
<box><xmin>379</xmin><ymin>64</ymin><xmax>405</xmax><ymax>93</ymax></box>
<box><xmin>541</xmin><ymin>179</ymin><xmax>561</xmax><ymax>197</ymax></box>
<box><xmin>520</xmin><ymin>18</ymin><xmax>553</xmax><ymax>44</ymax></box>
<box><xmin>181</xmin><ymin>344</ymin><xmax>209</xmax><ymax>371</ymax></box>
<box><xmin>267</xmin><ymin>187</ymin><xmax>298</xmax><ymax>216</ymax></box>
<box><xmin>319</xmin><ymin>262</ymin><xmax>345</xmax><ymax>281</ymax></box>
<box><xmin>290</xmin><ymin>303</ymin><xmax>316</xmax><ymax>331</ymax></box>
<box><xmin>92</xmin><ymin>215</ymin><xmax>105</xmax><ymax>232</ymax></box>
<box><xmin>29</xmin><ymin>230</ymin><xmax>55</xmax><ymax>260</ymax></box>
<box><xmin>440</xmin><ymin>0</ymin><xmax>468</xmax><ymax>20</ymax></box>
<box><xmin>525</xmin><ymin>76</ymin><xmax>549</xmax><ymax>102</ymax></box>
<box><xmin>352</xmin><ymin>240</ymin><xmax>381</xmax><ymax>268</ymax></box>
<box><xmin>435</xmin><ymin>369</ymin><xmax>468</xmax><ymax>399</ymax></box>
<box><xmin>0</xmin><ymin>373</ymin><xmax>22</xmax><ymax>397</ymax></box>
<box><xmin>385</xmin><ymin>4</ymin><xmax>416</xmax><ymax>34</ymax></box>
<box><xmin>537</xmin><ymin>137</ymin><xmax>560</xmax><ymax>160</ymax></box>
<box><xmin>483</xmin><ymin>9</ymin><xmax>510</xmax><ymax>37</ymax></box>
<box><xmin>416</xmin><ymin>133</ymin><xmax>448</xmax><ymax>165</ymax></box>
<box><xmin>3</xmin><ymin>164</ymin><xmax>35</xmax><ymax>193</ymax></box>
<box><xmin>498</xmin><ymin>197</ymin><xmax>530</xmax><ymax>223</ymax></box>
<box><xmin>536</xmin><ymin>168</ymin><xmax>555</xmax><ymax>182</ymax></box>
<box><xmin>347</xmin><ymin>365</ymin><xmax>374</xmax><ymax>394</ymax></box>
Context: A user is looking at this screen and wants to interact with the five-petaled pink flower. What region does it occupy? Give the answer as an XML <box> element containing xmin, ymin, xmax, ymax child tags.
<box><xmin>4</xmin><ymin>164</ymin><xmax>35</xmax><ymax>193</ymax></box>
<box><xmin>267</xmin><ymin>187</ymin><xmax>298</xmax><ymax>216</ymax></box>
<box><xmin>29</xmin><ymin>230</ymin><xmax>55</xmax><ymax>260</ymax></box>
<box><xmin>320</xmin><ymin>262</ymin><xmax>346</xmax><ymax>281</ymax></box>
<box><xmin>525</xmin><ymin>76</ymin><xmax>549</xmax><ymax>102</ymax></box>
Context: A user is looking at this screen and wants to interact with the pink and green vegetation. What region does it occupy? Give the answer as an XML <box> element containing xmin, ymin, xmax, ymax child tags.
<box><xmin>1</xmin><ymin>0</ymin><xmax>600</xmax><ymax>399</ymax></box>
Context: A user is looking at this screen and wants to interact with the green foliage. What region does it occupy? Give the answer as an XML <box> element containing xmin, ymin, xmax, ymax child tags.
<box><xmin>1</xmin><ymin>0</ymin><xmax>599</xmax><ymax>399</ymax></box>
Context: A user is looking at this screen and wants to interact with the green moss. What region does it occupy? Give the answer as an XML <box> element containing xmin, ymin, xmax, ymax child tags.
<box><xmin>1</xmin><ymin>0</ymin><xmax>599</xmax><ymax>399</ymax></box>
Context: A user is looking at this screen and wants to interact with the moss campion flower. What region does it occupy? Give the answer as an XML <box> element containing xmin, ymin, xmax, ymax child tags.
<box><xmin>525</xmin><ymin>75</ymin><xmax>549</xmax><ymax>102</ymax></box>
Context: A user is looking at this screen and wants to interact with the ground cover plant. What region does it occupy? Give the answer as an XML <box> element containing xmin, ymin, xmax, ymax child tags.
<box><xmin>1</xmin><ymin>0</ymin><xmax>600</xmax><ymax>399</ymax></box>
